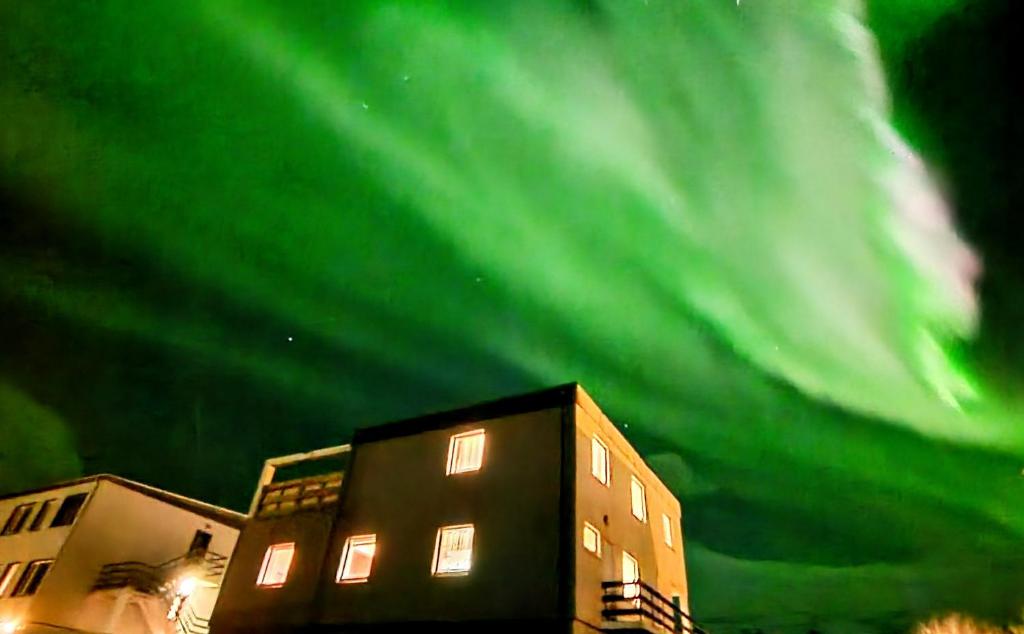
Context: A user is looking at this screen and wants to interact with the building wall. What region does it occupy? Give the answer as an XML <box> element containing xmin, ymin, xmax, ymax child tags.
<box><xmin>0</xmin><ymin>480</ymin><xmax>97</xmax><ymax>629</ymax></box>
<box><xmin>315</xmin><ymin>407</ymin><xmax>566</xmax><ymax>626</ymax></box>
<box><xmin>573</xmin><ymin>387</ymin><xmax>689</xmax><ymax>630</ymax></box>
<box><xmin>26</xmin><ymin>479</ymin><xmax>239</xmax><ymax>633</ymax></box>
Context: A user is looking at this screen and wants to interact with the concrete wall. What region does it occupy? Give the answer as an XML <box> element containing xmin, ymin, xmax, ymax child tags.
<box><xmin>317</xmin><ymin>407</ymin><xmax>565</xmax><ymax>626</ymax></box>
<box><xmin>573</xmin><ymin>387</ymin><xmax>689</xmax><ymax>630</ymax></box>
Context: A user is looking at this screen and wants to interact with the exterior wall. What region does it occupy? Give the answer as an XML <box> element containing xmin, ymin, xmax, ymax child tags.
<box><xmin>573</xmin><ymin>387</ymin><xmax>688</xmax><ymax>630</ymax></box>
<box><xmin>0</xmin><ymin>480</ymin><xmax>97</xmax><ymax>630</ymax></box>
<box><xmin>318</xmin><ymin>407</ymin><xmax>566</xmax><ymax>626</ymax></box>
<box><xmin>1</xmin><ymin>479</ymin><xmax>240</xmax><ymax>633</ymax></box>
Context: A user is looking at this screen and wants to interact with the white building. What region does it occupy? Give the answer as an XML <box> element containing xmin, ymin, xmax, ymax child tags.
<box><xmin>0</xmin><ymin>475</ymin><xmax>244</xmax><ymax>634</ymax></box>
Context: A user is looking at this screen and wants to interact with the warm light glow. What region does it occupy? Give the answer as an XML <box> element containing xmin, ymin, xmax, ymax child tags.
<box><xmin>446</xmin><ymin>429</ymin><xmax>485</xmax><ymax>475</ymax></box>
<box><xmin>622</xmin><ymin>551</ymin><xmax>640</xmax><ymax>600</ymax></box>
<box><xmin>1</xmin><ymin>621</ymin><xmax>19</xmax><ymax>634</ymax></box>
<box><xmin>0</xmin><ymin>563</ymin><xmax>20</xmax><ymax>596</ymax></box>
<box><xmin>630</xmin><ymin>476</ymin><xmax>647</xmax><ymax>522</ymax></box>
<box><xmin>662</xmin><ymin>514</ymin><xmax>673</xmax><ymax>548</ymax></box>
<box><xmin>582</xmin><ymin>522</ymin><xmax>601</xmax><ymax>557</ymax></box>
<box><xmin>256</xmin><ymin>542</ymin><xmax>295</xmax><ymax>587</ymax></box>
<box><xmin>337</xmin><ymin>534</ymin><xmax>377</xmax><ymax>583</ymax></box>
<box><xmin>177</xmin><ymin>575</ymin><xmax>198</xmax><ymax>596</ymax></box>
<box><xmin>591</xmin><ymin>436</ymin><xmax>609</xmax><ymax>485</ymax></box>
<box><xmin>432</xmin><ymin>524</ymin><xmax>474</xmax><ymax>575</ymax></box>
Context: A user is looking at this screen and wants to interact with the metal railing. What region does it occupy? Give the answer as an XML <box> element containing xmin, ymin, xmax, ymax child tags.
<box><xmin>92</xmin><ymin>550</ymin><xmax>229</xmax><ymax>594</ymax></box>
<box><xmin>602</xmin><ymin>579</ymin><xmax>705</xmax><ymax>634</ymax></box>
<box><xmin>176</xmin><ymin>604</ymin><xmax>210</xmax><ymax>634</ymax></box>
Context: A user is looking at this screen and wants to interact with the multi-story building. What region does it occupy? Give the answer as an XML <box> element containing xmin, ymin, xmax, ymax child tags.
<box><xmin>0</xmin><ymin>474</ymin><xmax>244</xmax><ymax>634</ymax></box>
<box><xmin>210</xmin><ymin>383</ymin><xmax>697</xmax><ymax>633</ymax></box>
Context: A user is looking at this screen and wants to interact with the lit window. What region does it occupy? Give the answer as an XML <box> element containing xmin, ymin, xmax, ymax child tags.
<box><xmin>630</xmin><ymin>476</ymin><xmax>647</xmax><ymax>522</ymax></box>
<box><xmin>256</xmin><ymin>543</ymin><xmax>295</xmax><ymax>587</ymax></box>
<box><xmin>337</xmin><ymin>534</ymin><xmax>377</xmax><ymax>583</ymax></box>
<box><xmin>622</xmin><ymin>551</ymin><xmax>640</xmax><ymax>599</ymax></box>
<box><xmin>591</xmin><ymin>436</ymin><xmax>609</xmax><ymax>485</ymax></box>
<box><xmin>0</xmin><ymin>562</ymin><xmax>21</xmax><ymax>596</ymax></box>
<box><xmin>2</xmin><ymin>503</ymin><xmax>35</xmax><ymax>536</ymax></box>
<box><xmin>446</xmin><ymin>429</ymin><xmax>485</xmax><ymax>475</ymax></box>
<box><xmin>432</xmin><ymin>524</ymin><xmax>474</xmax><ymax>575</ymax></box>
<box><xmin>582</xmin><ymin>522</ymin><xmax>602</xmax><ymax>557</ymax></box>
<box><xmin>662</xmin><ymin>514</ymin><xmax>673</xmax><ymax>548</ymax></box>
<box><xmin>11</xmin><ymin>559</ymin><xmax>53</xmax><ymax>597</ymax></box>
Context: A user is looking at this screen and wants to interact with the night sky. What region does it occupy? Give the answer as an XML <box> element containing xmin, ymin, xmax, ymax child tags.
<box><xmin>1</xmin><ymin>1</ymin><xmax>1021</xmax><ymax>632</ymax></box>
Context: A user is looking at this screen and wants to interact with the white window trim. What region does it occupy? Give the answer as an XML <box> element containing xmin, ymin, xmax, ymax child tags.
<box><xmin>432</xmin><ymin>524</ymin><xmax>475</xmax><ymax>576</ymax></box>
<box><xmin>622</xmin><ymin>550</ymin><xmax>641</xmax><ymax>599</ymax></box>
<box><xmin>630</xmin><ymin>475</ymin><xmax>647</xmax><ymax>522</ymax></box>
<box><xmin>662</xmin><ymin>514</ymin><xmax>674</xmax><ymax>548</ymax></box>
<box><xmin>337</xmin><ymin>534</ymin><xmax>377</xmax><ymax>583</ymax></box>
<box><xmin>591</xmin><ymin>435</ymin><xmax>610</xmax><ymax>486</ymax></box>
<box><xmin>446</xmin><ymin>429</ymin><xmax>486</xmax><ymax>475</ymax></box>
<box><xmin>256</xmin><ymin>543</ymin><xmax>295</xmax><ymax>588</ymax></box>
<box><xmin>582</xmin><ymin>522</ymin><xmax>602</xmax><ymax>558</ymax></box>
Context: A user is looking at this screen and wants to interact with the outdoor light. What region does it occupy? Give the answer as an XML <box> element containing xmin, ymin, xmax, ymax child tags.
<box><xmin>1</xmin><ymin>621</ymin><xmax>19</xmax><ymax>633</ymax></box>
<box><xmin>178</xmin><ymin>575</ymin><xmax>198</xmax><ymax>597</ymax></box>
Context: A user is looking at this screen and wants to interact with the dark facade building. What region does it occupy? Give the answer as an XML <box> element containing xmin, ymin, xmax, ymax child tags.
<box><xmin>209</xmin><ymin>383</ymin><xmax>694</xmax><ymax>634</ymax></box>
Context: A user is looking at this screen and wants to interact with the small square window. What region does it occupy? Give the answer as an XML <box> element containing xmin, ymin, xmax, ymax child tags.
<box><xmin>11</xmin><ymin>559</ymin><xmax>53</xmax><ymax>597</ymax></box>
<box><xmin>582</xmin><ymin>522</ymin><xmax>602</xmax><ymax>557</ymax></box>
<box><xmin>256</xmin><ymin>543</ymin><xmax>295</xmax><ymax>587</ymax></box>
<box><xmin>2</xmin><ymin>503</ymin><xmax>35</xmax><ymax>536</ymax></box>
<box><xmin>630</xmin><ymin>476</ymin><xmax>647</xmax><ymax>522</ymax></box>
<box><xmin>662</xmin><ymin>514</ymin><xmax>673</xmax><ymax>548</ymax></box>
<box><xmin>0</xmin><ymin>562</ymin><xmax>21</xmax><ymax>596</ymax></box>
<box><xmin>446</xmin><ymin>429</ymin><xmax>485</xmax><ymax>475</ymax></box>
<box><xmin>50</xmin><ymin>493</ymin><xmax>88</xmax><ymax>528</ymax></box>
<box><xmin>432</xmin><ymin>524</ymin><xmax>474</xmax><ymax>576</ymax></box>
<box><xmin>591</xmin><ymin>436</ymin><xmax>609</xmax><ymax>485</ymax></box>
<box><xmin>337</xmin><ymin>534</ymin><xmax>377</xmax><ymax>583</ymax></box>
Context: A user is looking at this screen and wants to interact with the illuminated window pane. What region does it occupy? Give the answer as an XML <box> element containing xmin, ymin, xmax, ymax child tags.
<box><xmin>591</xmin><ymin>436</ymin><xmax>609</xmax><ymax>485</ymax></box>
<box><xmin>432</xmin><ymin>525</ymin><xmax>474</xmax><ymax>575</ymax></box>
<box><xmin>582</xmin><ymin>522</ymin><xmax>601</xmax><ymax>557</ymax></box>
<box><xmin>256</xmin><ymin>543</ymin><xmax>295</xmax><ymax>587</ymax></box>
<box><xmin>622</xmin><ymin>551</ymin><xmax>640</xmax><ymax>599</ymax></box>
<box><xmin>0</xmin><ymin>562</ymin><xmax>21</xmax><ymax>596</ymax></box>
<box><xmin>337</xmin><ymin>534</ymin><xmax>377</xmax><ymax>583</ymax></box>
<box><xmin>630</xmin><ymin>476</ymin><xmax>647</xmax><ymax>522</ymax></box>
<box><xmin>662</xmin><ymin>514</ymin><xmax>673</xmax><ymax>548</ymax></box>
<box><xmin>11</xmin><ymin>559</ymin><xmax>52</xmax><ymax>597</ymax></box>
<box><xmin>446</xmin><ymin>430</ymin><xmax>485</xmax><ymax>475</ymax></box>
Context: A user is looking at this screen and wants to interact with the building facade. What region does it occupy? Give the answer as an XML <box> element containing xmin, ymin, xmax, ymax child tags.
<box><xmin>211</xmin><ymin>383</ymin><xmax>695</xmax><ymax>633</ymax></box>
<box><xmin>0</xmin><ymin>475</ymin><xmax>244</xmax><ymax>634</ymax></box>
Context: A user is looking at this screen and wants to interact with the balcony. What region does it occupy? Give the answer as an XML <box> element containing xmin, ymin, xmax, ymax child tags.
<box><xmin>601</xmin><ymin>580</ymin><xmax>705</xmax><ymax>634</ymax></box>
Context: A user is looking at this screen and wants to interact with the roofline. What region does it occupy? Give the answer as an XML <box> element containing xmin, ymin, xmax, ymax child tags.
<box><xmin>352</xmin><ymin>382</ymin><xmax>580</xmax><ymax>444</ymax></box>
<box><xmin>0</xmin><ymin>474</ymin><xmax>246</xmax><ymax>529</ymax></box>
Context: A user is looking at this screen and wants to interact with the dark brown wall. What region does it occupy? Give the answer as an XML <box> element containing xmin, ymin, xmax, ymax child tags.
<box><xmin>316</xmin><ymin>407</ymin><xmax>565</xmax><ymax>625</ymax></box>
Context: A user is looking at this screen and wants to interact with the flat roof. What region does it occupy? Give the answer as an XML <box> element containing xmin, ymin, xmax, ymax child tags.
<box><xmin>0</xmin><ymin>474</ymin><xmax>246</xmax><ymax>529</ymax></box>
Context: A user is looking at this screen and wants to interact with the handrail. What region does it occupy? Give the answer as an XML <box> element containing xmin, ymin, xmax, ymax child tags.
<box><xmin>176</xmin><ymin>604</ymin><xmax>211</xmax><ymax>634</ymax></box>
<box><xmin>92</xmin><ymin>550</ymin><xmax>229</xmax><ymax>594</ymax></box>
<box><xmin>601</xmin><ymin>579</ymin><xmax>706</xmax><ymax>634</ymax></box>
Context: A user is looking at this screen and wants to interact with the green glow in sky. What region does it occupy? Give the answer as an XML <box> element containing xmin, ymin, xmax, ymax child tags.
<box><xmin>1</xmin><ymin>0</ymin><xmax>1019</xmax><ymax>631</ymax></box>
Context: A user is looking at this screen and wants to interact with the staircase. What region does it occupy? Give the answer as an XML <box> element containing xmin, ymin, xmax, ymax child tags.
<box><xmin>601</xmin><ymin>579</ymin><xmax>705</xmax><ymax>634</ymax></box>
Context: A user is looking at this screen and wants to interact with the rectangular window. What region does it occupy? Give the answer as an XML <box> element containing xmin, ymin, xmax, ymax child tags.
<box><xmin>337</xmin><ymin>534</ymin><xmax>377</xmax><ymax>583</ymax></box>
<box><xmin>591</xmin><ymin>436</ymin><xmax>609</xmax><ymax>485</ymax></box>
<box><xmin>622</xmin><ymin>551</ymin><xmax>640</xmax><ymax>599</ymax></box>
<box><xmin>256</xmin><ymin>543</ymin><xmax>295</xmax><ymax>587</ymax></box>
<box><xmin>11</xmin><ymin>559</ymin><xmax>53</xmax><ymax>597</ymax></box>
<box><xmin>50</xmin><ymin>493</ymin><xmax>88</xmax><ymax>528</ymax></box>
<box><xmin>630</xmin><ymin>476</ymin><xmax>647</xmax><ymax>522</ymax></box>
<box><xmin>29</xmin><ymin>499</ymin><xmax>56</xmax><ymax>532</ymax></box>
<box><xmin>446</xmin><ymin>429</ymin><xmax>485</xmax><ymax>475</ymax></box>
<box><xmin>2</xmin><ymin>503</ymin><xmax>35</xmax><ymax>536</ymax></box>
<box><xmin>432</xmin><ymin>524</ymin><xmax>474</xmax><ymax>576</ymax></box>
<box><xmin>0</xmin><ymin>562</ymin><xmax>21</xmax><ymax>596</ymax></box>
<box><xmin>582</xmin><ymin>522</ymin><xmax>602</xmax><ymax>557</ymax></box>
<box><xmin>662</xmin><ymin>514</ymin><xmax>674</xmax><ymax>548</ymax></box>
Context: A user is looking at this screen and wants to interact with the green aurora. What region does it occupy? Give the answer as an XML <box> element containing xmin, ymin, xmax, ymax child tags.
<box><xmin>1</xmin><ymin>0</ymin><xmax>1021</xmax><ymax>631</ymax></box>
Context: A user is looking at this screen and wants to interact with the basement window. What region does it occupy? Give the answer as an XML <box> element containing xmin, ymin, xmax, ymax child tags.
<box><xmin>591</xmin><ymin>436</ymin><xmax>610</xmax><ymax>485</ymax></box>
<box><xmin>582</xmin><ymin>522</ymin><xmax>602</xmax><ymax>557</ymax></box>
<box><xmin>662</xmin><ymin>514</ymin><xmax>673</xmax><ymax>548</ymax></box>
<box><xmin>446</xmin><ymin>429</ymin><xmax>485</xmax><ymax>475</ymax></box>
<box><xmin>1</xmin><ymin>503</ymin><xmax>35</xmax><ymax>536</ymax></box>
<box><xmin>256</xmin><ymin>543</ymin><xmax>295</xmax><ymax>587</ymax></box>
<box><xmin>432</xmin><ymin>524</ymin><xmax>474</xmax><ymax>576</ymax></box>
<box><xmin>50</xmin><ymin>493</ymin><xmax>88</xmax><ymax>528</ymax></box>
<box><xmin>337</xmin><ymin>534</ymin><xmax>377</xmax><ymax>583</ymax></box>
<box><xmin>11</xmin><ymin>559</ymin><xmax>53</xmax><ymax>597</ymax></box>
<box><xmin>630</xmin><ymin>476</ymin><xmax>647</xmax><ymax>522</ymax></box>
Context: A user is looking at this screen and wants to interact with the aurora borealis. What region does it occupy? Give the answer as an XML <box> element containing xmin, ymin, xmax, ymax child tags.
<box><xmin>1</xmin><ymin>0</ymin><xmax>1021</xmax><ymax>631</ymax></box>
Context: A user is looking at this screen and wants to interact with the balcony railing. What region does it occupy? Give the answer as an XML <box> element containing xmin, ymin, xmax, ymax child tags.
<box><xmin>92</xmin><ymin>550</ymin><xmax>229</xmax><ymax>595</ymax></box>
<box><xmin>602</xmin><ymin>580</ymin><xmax>705</xmax><ymax>634</ymax></box>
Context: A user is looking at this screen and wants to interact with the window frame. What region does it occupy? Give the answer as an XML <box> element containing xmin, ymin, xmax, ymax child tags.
<box><xmin>432</xmin><ymin>524</ymin><xmax>475</xmax><ymax>576</ymax></box>
<box><xmin>582</xmin><ymin>522</ymin><xmax>602</xmax><ymax>558</ymax></box>
<box><xmin>50</xmin><ymin>493</ymin><xmax>89</xmax><ymax>528</ymax></box>
<box><xmin>590</xmin><ymin>435</ymin><xmax>610</xmax><ymax>486</ymax></box>
<box><xmin>29</xmin><ymin>499</ymin><xmax>57</xmax><ymax>532</ymax></box>
<box><xmin>337</xmin><ymin>534</ymin><xmax>377</xmax><ymax>584</ymax></box>
<box><xmin>11</xmin><ymin>559</ymin><xmax>53</xmax><ymax>597</ymax></box>
<box><xmin>445</xmin><ymin>429</ymin><xmax>486</xmax><ymax>475</ymax></box>
<box><xmin>662</xmin><ymin>513</ymin><xmax>674</xmax><ymax>548</ymax></box>
<box><xmin>0</xmin><ymin>562</ymin><xmax>21</xmax><ymax>596</ymax></box>
<box><xmin>622</xmin><ymin>550</ymin><xmax>641</xmax><ymax>599</ymax></box>
<box><xmin>2</xmin><ymin>503</ymin><xmax>36</xmax><ymax>536</ymax></box>
<box><xmin>630</xmin><ymin>475</ymin><xmax>647</xmax><ymax>522</ymax></box>
<box><xmin>256</xmin><ymin>542</ymin><xmax>295</xmax><ymax>588</ymax></box>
